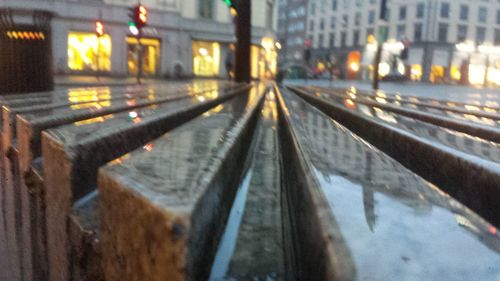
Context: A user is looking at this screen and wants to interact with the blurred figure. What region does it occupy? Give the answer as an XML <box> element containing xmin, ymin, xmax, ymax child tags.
<box><xmin>225</xmin><ymin>44</ymin><xmax>235</xmax><ymax>80</ymax></box>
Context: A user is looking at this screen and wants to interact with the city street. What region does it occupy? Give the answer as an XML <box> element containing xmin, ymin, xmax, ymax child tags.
<box><xmin>2</xmin><ymin>0</ymin><xmax>500</xmax><ymax>279</ymax></box>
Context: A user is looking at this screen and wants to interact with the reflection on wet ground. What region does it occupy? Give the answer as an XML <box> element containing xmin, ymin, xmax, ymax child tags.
<box><xmin>281</xmin><ymin>89</ymin><xmax>500</xmax><ymax>280</ymax></box>
<box><xmin>308</xmin><ymin>90</ymin><xmax>500</xmax><ymax>164</ymax></box>
<box><xmin>311</xmin><ymin>86</ymin><xmax>500</xmax><ymax>128</ymax></box>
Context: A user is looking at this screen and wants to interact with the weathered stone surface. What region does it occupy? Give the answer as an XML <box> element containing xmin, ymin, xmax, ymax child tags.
<box><xmin>6</xmin><ymin>81</ymin><xmax>236</xmax><ymax>280</ymax></box>
<box><xmin>99</xmin><ymin>85</ymin><xmax>265</xmax><ymax>281</ymax></box>
<box><xmin>43</xmin><ymin>84</ymin><xmax>251</xmax><ymax>281</ymax></box>
<box><xmin>278</xmin><ymin>87</ymin><xmax>500</xmax><ymax>280</ymax></box>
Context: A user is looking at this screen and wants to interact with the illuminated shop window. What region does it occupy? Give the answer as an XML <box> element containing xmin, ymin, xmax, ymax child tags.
<box><xmin>67</xmin><ymin>32</ymin><xmax>111</xmax><ymax>71</ymax></box>
<box><xmin>192</xmin><ymin>41</ymin><xmax>220</xmax><ymax>76</ymax></box>
<box><xmin>126</xmin><ymin>37</ymin><xmax>161</xmax><ymax>76</ymax></box>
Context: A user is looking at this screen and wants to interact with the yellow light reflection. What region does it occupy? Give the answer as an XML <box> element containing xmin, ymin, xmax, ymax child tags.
<box><xmin>74</xmin><ymin>114</ymin><xmax>114</xmax><ymax>126</ymax></box>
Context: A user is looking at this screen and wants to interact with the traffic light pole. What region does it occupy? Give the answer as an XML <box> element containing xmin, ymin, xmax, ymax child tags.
<box><xmin>373</xmin><ymin>0</ymin><xmax>388</xmax><ymax>91</ymax></box>
<box><xmin>137</xmin><ymin>28</ymin><xmax>142</xmax><ymax>85</ymax></box>
<box><xmin>234</xmin><ymin>0</ymin><xmax>251</xmax><ymax>83</ymax></box>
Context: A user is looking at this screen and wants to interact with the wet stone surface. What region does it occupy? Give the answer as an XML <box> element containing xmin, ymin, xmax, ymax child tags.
<box><xmin>280</xmin><ymin>89</ymin><xmax>500</xmax><ymax>281</ymax></box>
<box><xmin>1</xmin><ymin>81</ymin><xmax>500</xmax><ymax>281</ymax></box>
<box><xmin>99</xmin><ymin>84</ymin><xmax>265</xmax><ymax>281</ymax></box>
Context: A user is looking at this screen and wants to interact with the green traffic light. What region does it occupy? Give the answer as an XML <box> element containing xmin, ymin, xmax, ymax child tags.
<box><xmin>224</xmin><ymin>0</ymin><xmax>232</xmax><ymax>7</ymax></box>
<box><xmin>128</xmin><ymin>20</ymin><xmax>136</xmax><ymax>27</ymax></box>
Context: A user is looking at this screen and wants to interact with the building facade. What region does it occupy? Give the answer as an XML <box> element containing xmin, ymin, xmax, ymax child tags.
<box><xmin>1</xmin><ymin>0</ymin><xmax>278</xmax><ymax>79</ymax></box>
<box><xmin>303</xmin><ymin>0</ymin><xmax>500</xmax><ymax>86</ymax></box>
<box><xmin>277</xmin><ymin>0</ymin><xmax>309</xmax><ymax>66</ymax></box>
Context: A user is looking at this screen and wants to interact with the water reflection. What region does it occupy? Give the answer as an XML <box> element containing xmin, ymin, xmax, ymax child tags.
<box><xmin>282</xmin><ymin>90</ymin><xmax>500</xmax><ymax>280</ymax></box>
<box><xmin>315</xmin><ymin>90</ymin><xmax>500</xmax><ymax>163</ymax></box>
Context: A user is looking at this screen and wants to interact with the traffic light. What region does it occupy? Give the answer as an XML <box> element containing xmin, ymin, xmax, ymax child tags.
<box><xmin>137</xmin><ymin>5</ymin><xmax>148</xmax><ymax>28</ymax></box>
<box><xmin>128</xmin><ymin>4</ymin><xmax>148</xmax><ymax>32</ymax></box>
<box><xmin>222</xmin><ymin>0</ymin><xmax>237</xmax><ymax>16</ymax></box>
<box><xmin>95</xmin><ymin>21</ymin><xmax>104</xmax><ymax>37</ymax></box>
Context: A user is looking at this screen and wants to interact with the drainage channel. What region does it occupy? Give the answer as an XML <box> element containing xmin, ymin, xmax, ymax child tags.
<box><xmin>210</xmin><ymin>88</ymin><xmax>287</xmax><ymax>281</ymax></box>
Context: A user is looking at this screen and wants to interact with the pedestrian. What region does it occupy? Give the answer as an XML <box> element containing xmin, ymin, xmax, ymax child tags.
<box><xmin>225</xmin><ymin>45</ymin><xmax>235</xmax><ymax>80</ymax></box>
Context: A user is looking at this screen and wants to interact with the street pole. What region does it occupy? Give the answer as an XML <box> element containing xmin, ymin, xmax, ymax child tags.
<box><xmin>137</xmin><ymin>28</ymin><xmax>142</xmax><ymax>85</ymax></box>
<box><xmin>372</xmin><ymin>0</ymin><xmax>388</xmax><ymax>91</ymax></box>
<box><xmin>235</xmin><ymin>0</ymin><xmax>251</xmax><ymax>83</ymax></box>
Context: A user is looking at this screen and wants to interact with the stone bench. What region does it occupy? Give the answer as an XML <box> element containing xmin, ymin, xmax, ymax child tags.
<box><xmin>276</xmin><ymin>86</ymin><xmax>500</xmax><ymax>280</ymax></box>
<box><xmin>0</xmin><ymin>81</ymin><xmax>241</xmax><ymax>280</ymax></box>
<box><xmin>98</xmin><ymin>85</ymin><xmax>265</xmax><ymax>280</ymax></box>
<box><xmin>42</xmin><ymin>83</ymin><xmax>250</xmax><ymax>281</ymax></box>
<box><xmin>291</xmin><ymin>86</ymin><xmax>500</xmax><ymax>228</ymax></box>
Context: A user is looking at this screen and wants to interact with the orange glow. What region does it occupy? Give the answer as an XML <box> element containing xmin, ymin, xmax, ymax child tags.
<box><xmin>143</xmin><ymin>143</ymin><xmax>154</xmax><ymax>152</ymax></box>
<box><xmin>344</xmin><ymin>99</ymin><xmax>356</xmax><ymax>109</ymax></box>
<box><xmin>489</xmin><ymin>225</ymin><xmax>497</xmax><ymax>235</ymax></box>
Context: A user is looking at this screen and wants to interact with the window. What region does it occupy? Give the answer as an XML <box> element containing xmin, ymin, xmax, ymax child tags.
<box><xmin>198</xmin><ymin>0</ymin><xmax>213</xmax><ymax>19</ymax></box>
<box><xmin>440</xmin><ymin>2</ymin><xmax>450</xmax><ymax>18</ymax></box>
<box><xmin>414</xmin><ymin>23</ymin><xmax>422</xmax><ymax>41</ymax></box>
<box><xmin>192</xmin><ymin>41</ymin><xmax>220</xmax><ymax>76</ymax></box>
<box><xmin>368</xmin><ymin>10</ymin><xmax>375</xmax><ymax>24</ymax></box>
<box><xmin>497</xmin><ymin>10</ymin><xmax>500</xmax><ymax>24</ymax></box>
<box><xmin>384</xmin><ymin>8</ymin><xmax>391</xmax><ymax>21</ymax></box>
<box><xmin>330</xmin><ymin>16</ymin><xmax>336</xmax><ymax>28</ymax></box>
<box><xmin>332</xmin><ymin>0</ymin><xmax>337</xmax><ymax>11</ymax></box>
<box><xmin>310</xmin><ymin>20</ymin><xmax>314</xmax><ymax>31</ymax></box>
<box><xmin>68</xmin><ymin>32</ymin><xmax>111</xmax><ymax>71</ymax></box>
<box><xmin>416</xmin><ymin>3</ymin><xmax>425</xmax><ymax>18</ymax></box>
<box><xmin>457</xmin><ymin>25</ymin><xmax>468</xmax><ymax>42</ymax></box>
<box><xmin>479</xmin><ymin>7</ymin><xmax>487</xmax><ymax>23</ymax></box>
<box><xmin>476</xmin><ymin>27</ymin><xmax>486</xmax><ymax>43</ymax></box>
<box><xmin>311</xmin><ymin>2</ymin><xmax>316</xmax><ymax>15</ymax></box>
<box><xmin>399</xmin><ymin>6</ymin><xmax>407</xmax><ymax>20</ymax></box>
<box><xmin>329</xmin><ymin>32</ymin><xmax>335</xmax><ymax>48</ymax></box>
<box><xmin>495</xmin><ymin>29</ymin><xmax>500</xmax><ymax>44</ymax></box>
<box><xmin>320</xmin><ymin>18</ymin><xmax>325</xmax><ymax>30</ymax></box>
<box><xmin>342</xmin><ymin>15</ymin><xmax>348</xmax><ymax>27</ymax></box>
<box><xmin>340</xmin><ymin>31</ymin><xmax>346</xmax><ymax>47</ymax></box>
<box><xmin>355</xmin><ymin>13</ymin><xmax>361</xmax><ymax>25</ymax></box>
<box><xmin>266</xmin><ymin>2</ymin><xmax>273</xmax><ymax>29</ymax></box>
<box><xmin>438</xmin><ymin>23</ymin><xmax>448</xmax><ymax>42</ymax></box>
<box><xmin>318</xmin><ymin>34</ymin><xmax>324</xmax><ymax>48</ymax></box>
<box><xmin>353</xmin><ymin>30</ymin><xmax>360</xmax><ymax>46</ymax></box>
<box><xmin>459</xmin><ymin>5</ymin><xmax>469</xmax><ymax>21</ymax></box>
<box><xmin>397</xmin><ymin>24</ymin><xmax>406</xmax><ymax>39</ymax></box>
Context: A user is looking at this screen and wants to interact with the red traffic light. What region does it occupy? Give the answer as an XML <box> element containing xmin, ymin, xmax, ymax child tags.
<box><xmin>137</xmin><ymin>5</ymin><xmax>148</xmax><ymax>27</ymax></box>
<box><xmin>95</xmin><ymin>21</ymin><xmax>104</xmax><ymax>36</ymax></box>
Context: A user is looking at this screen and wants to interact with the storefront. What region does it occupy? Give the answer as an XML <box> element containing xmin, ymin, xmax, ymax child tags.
<box><xmin>192</xmin><ymin>40</ymin><xmax>221</xmax><ymax>77</ymax></box>
<box><xmin>67</xmin><ymin>31</ymin><xmax>111</xmax><ymax>72</ymax></box>
<box><xmin>192</xmin><ymin>37</ymin><xmax>277</xmax><ymax>79</ymax></box>
<box><xmin>450</xmin><ymin>42</ymin><xmax>500</xmax><ymax>87</ymax></box>
<box><xmin>126</xmin><ymin>37</ymin><xmax>161</xmax><ymax>76</ymax></box>
<box><xmin>362</xmin><ymin>40</ymin><xmax>406</xmax><ymax>79</ymax></box>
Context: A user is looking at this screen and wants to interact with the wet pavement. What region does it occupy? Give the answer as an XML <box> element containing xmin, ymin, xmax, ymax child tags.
<box><xmin>0</xmin><ymin>80</ymin><xmax>499</xmax><ymax>281</ymax></box>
